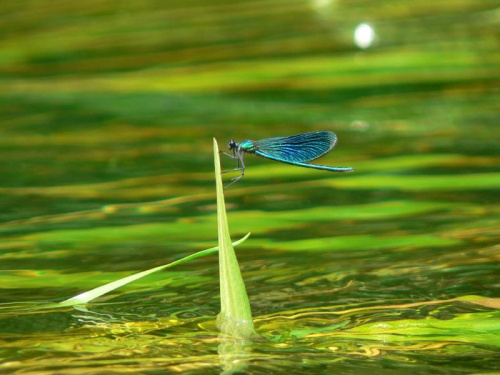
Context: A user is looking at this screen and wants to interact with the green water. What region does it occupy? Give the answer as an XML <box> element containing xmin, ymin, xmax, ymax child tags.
<box><xmin>1</xmin><ymin>0</ymin><xmax>499</xmax><ymax>373</ymax></box>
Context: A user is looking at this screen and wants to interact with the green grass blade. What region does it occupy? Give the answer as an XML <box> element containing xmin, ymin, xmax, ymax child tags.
<box><xmin>59</xmin><ymin>234</ymin><xmax>250</xmax><ymax>307</ymax></box>
<box><xmin>213</xmin><ymin>138</ymin><xmax>258</xmax><ymax>340</ymax></box>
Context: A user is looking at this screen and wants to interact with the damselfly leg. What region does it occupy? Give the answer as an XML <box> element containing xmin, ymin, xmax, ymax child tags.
<box><xmin>220</xmin><ymin>149</ymin><xmax>245</xmax><ymax>187</ymax></box>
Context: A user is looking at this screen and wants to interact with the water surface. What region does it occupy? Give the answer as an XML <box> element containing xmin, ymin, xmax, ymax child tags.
<box><xmin>0</xmin><ymin>0</ymin><xmax>499</xmax><ymax>374</ymax></box>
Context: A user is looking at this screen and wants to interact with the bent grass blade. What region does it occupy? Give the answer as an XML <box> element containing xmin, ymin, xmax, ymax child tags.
<box><xmin>59</xmin><ymin>233</ymin><xmax>250</xmax><ymax>307</ymax></box>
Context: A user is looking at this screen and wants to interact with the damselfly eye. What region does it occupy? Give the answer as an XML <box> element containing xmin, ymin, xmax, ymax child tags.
<box><xmin>228</xmin><ymin>139</ymin><xmax>236</xmax><ymax>150</ymax></box>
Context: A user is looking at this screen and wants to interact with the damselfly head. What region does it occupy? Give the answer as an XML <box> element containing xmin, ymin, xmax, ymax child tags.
<box><xmin>228</xmin><ymin>139</ymin><xmax>237</xmax><ymax>150</ymax></box>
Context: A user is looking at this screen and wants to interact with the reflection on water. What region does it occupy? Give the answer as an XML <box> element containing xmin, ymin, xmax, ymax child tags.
<box><xmin>218</xmin><ymin>336</ymin><xmax>252</xmax><ymax>375</ymax></box>
<box><xmin>0</xmin><ymin>0</ymin><xmax>499</xmax><ymax>373</ymax></box>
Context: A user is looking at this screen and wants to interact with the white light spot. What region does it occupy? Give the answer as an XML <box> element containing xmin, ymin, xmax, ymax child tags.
<box><xmin>311</xmin><ymin>0</ymin><xmax>334</xmax><ymax>9</ymax></box>
<box><xmin>354</xmin><ymin>23</ymin><xmax>375</xmax><ymax>49</ymax></box>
